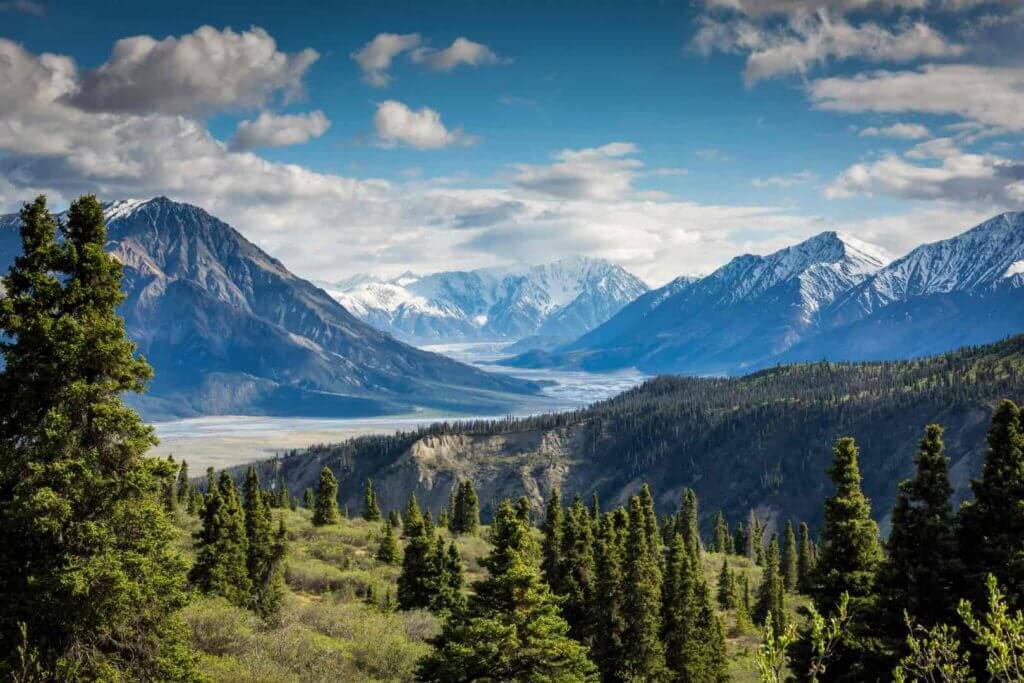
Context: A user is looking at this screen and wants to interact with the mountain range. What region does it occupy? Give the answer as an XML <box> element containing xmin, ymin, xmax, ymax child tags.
<box><xmin>322</xmin><ymin>257</ymin><xmax>648</xmax><ymax>350</ymax></box>
<box><xmin>505</xmin><ymin>213</ymin><xmax>1024</xmax><ymax>375</ymax></box>
<box><xmin>0</xmin><ymin>197</ymin><xmax>540</xmax><ymax>420</ymax></box>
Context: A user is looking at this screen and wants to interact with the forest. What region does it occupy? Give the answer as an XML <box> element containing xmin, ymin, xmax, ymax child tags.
<box><xmin>2</xmin><ymin>195</ymin><xmax>1024</xmax><ymax>682</ymax></box>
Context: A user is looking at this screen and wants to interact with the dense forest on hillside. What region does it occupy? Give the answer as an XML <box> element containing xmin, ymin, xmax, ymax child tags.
<box><xmin>257</xmin><ymin>335</ymin><xmax>1024</xmax><ymax>531</ymax></box>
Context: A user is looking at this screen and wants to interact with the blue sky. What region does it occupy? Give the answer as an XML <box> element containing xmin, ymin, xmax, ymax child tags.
<box><xmin>1</xmin><ymin>0</ymin><xmax>1021</xmax><ymax>284</ymax></box>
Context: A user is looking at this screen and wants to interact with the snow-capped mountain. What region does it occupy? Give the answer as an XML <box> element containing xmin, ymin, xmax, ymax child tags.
<box><xmin>328</xmin><ymin>256</ymin><xmax>649</xmax><ymax>349</ymax></box>
<box><xmin>0</xmin><ymin>197</ymin><xmax>539</xmax><ymax>419</ymax></box>
<box><xmin>505</xmin><ymin>231</ymin><xmax>891</xmax><ymax>374</ymax></box>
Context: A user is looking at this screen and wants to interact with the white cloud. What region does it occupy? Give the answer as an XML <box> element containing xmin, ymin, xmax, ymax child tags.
<box><xmin>0</xmin><ymin>0</ymin><xmax>45</xmax><ymax>15</ymax></box>
<box><xmin>809</xmin><ymin>64</ymin><xmax>1024</xmax><ymax>131</ymax></box>
<box><xmin>350</xmin><ymin>32</ymin><xmax>421</xmax><ymax>87</ymax></box>
<box><xmin>511</xmin><ymin>143</ymin><xmax>643</xmax><ymax>201</ymax></box>
<box><xmin>752</xmin><ymin>170</ymin><xmax>817</xmax><ymax>187</ymax></box>
<box><xmin>859</xmin><ymin>122</ymin><xmax>930</xmax><ymax>138</ymax></box>
<box><xmin>694</xmin><ymin>11</ymin><xmax>963</xmax><ymax>84</ymax></box>
<box><xmin>229</xmin><ymin>110</ymin><xmax>330</xmax><ymax>151</ymax></box>
<box><xmin>71</xmin><ymin>26</ymin><xmax>318</xmax><ymax>115</ymax></box>
<box><xmin>410</xmin><ymin>37</ymin><xmax>505</xmax><ymax>71</ymax></box>
<box><xmin>695</xmin><ymin>147</ymin><xmax>734</xmax><ymax>161</ymax></box>
<box><xmin>905</xmin><ymin>136</ymin><xmax>961</xmax><ymax>158</ymax></box>
<box><xmin>700</xmin><ymin>0</ymin><xmax>929</xmax><ymax>17</ymax></box>
<box><xmin>373</xmin><ymin>100</ymin><xmax>475</xmax><ymax>149</ymax></box>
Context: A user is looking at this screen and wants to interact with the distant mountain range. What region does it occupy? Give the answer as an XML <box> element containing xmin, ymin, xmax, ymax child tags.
<box><xmin>321</xmin><ymin>257</ymin><xmax>648</xmax><ymax>351</ymax></box>
<box><xmin>505</xmin><ymin>213</ymin><xmax>1024</xmax><ymax>374</ymax></box>
<box><xmin>0</xmin><ymin>197</ymin><xmax>540</xmax><ymax>420</ymax></box>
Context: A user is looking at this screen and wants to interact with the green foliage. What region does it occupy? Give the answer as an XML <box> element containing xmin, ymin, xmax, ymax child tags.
<box><xmin>416</xmin><ymin>500</ymin><xmax>597</xmax><ymax>682</ymax></box>
<box><xmin>0</xmin><ymin>195</ymin><xmax>201</xmax><ymax>679</ymax></box>
<box><xmin>312</xmin><ymin>467</ymin><xmax>340</xmax><ymax>527</ymax></box>
<box><xmin>798</xmin><ymin>522</ymin><xmax>815</xmax><ymax>594</ymax></box>
<box><xmin>958</xmin><ymin>574</ymin><xmax>1024</xmax><ymax>682</ymax></box>
<box><xmin>403</xmin><ymin>493</ymin><xmax>424</xmax><ymax>538</ymax></box>
<box><xmin>590</xmin><ymin>511</ymin><xmax>626</xmax><ymax>680</ymax></box>
<box><xmin>450</xmin><ymin>480</ymin><xmax>480</xmax><ymax>535</ymax></box>
<box><xmin>959</xmin><ymin>399</ymin><xmax>1024</xmax><ymax>611</ymax></box>
<box><xmin>755</xmin><ymin>613</ymin><xmax>798</xmax><ymax>683</ymax></box>
<box><xmin>362</xmin><ymin>478</ymin><xmax>382</xmax><ymax>522</ymax></box>
<box><xmin>303</xmin><ymin>487</ymin><xmax>314</xmax><ymax>509</ymax></box>
<box><xmin>620</xmin><ymin>495</ymin><xmax>668</xmax><ymax>680</ymax></box>
<box><xmin>177</xmin><ymin>460</ymin><xmax>191</xmax><ymax>506</ymax></box>
<box><xmin>559</xmin><ymin>495</ymin><xmax>596</xmax><ymax>644</ymax></box>
<box><xmin>718</xmin><ymin>555</ymin><xmax>736</xmax><ymax>610</ymax></box>
<box><xmin>541</xmin><ymin>485</ymin><xmax>564</xmax><ymax>592</ymax></box>
<box><xmin>677</xmin><ymin>487</ymin><xmax>701</xmax><ymax>561</ymax></box>
<box><xmin>713</xmin><ymin>511</ymin><xmax>731</xmax><ymax>554</ymax></box>
<box><xmin>192</xmin><ymin>473</ymin><xmax>253</xmax><ymax>607</ymax></box>
<box><xmin>892</xmin><ymin>615</ymin><xmax>974</xmax><ymax>683</ymax></box>
<box><xmin>756</xmin><ymin>534</ymin><xmax>787</xmax><ymax>636</ymax></box>
<box><xmin>783</xmin><ymin>520</ymin><xmax>799</xmax><ymax>593</ymax></box>
<box><xmin>243</xmin><ymin>467</ymin><xmax>287</xmax><ymax>622</ymax></box>
<box><xmin>376</xmin><ymin>519</ymin><xmax>401</xmax><ymax>565</ymax></box>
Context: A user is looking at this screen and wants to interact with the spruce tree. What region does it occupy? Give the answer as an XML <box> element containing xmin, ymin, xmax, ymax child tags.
<box><xmin>591</xmin><ymin>511</ymin><xmax>626</xmax><ymax>681</ymax></box>
<box><xmin>242</xmin><ymin>467</ymin><xmax>287</xmax><ymax>621</ymax></box>
<box><xmin>363</xmin><ymin>478</ymin><xmax>382</xmax><ymax>521</ymax></box>
<box><xmin>377</xmin><ymin>519</ymin><xmax>401</xmax><ymax>564</ymax></box>
<box><xmin>303</xmin><ymin>487</ymin><xmax>314</xmax><ymax>509</ymax></box>
<box><xmin>734</xmin><ymin>521</ymin><xmax>747</xmax><ymax>558</ymax></box>
<box><xmin>746</xmin><ymin>509</ymin><xmax>760</xmax><ymax>562</ymax></box>
<box><xmin>187</xmin><ymin>484</ymin><xmax>202</xmax><ymax>515</ymax></box>
<box><xmin>0</xmin><ymin>195</ymin><xmax>199</xmax><ymax>679</ymax></box>
<box><xmin>403</xmin><ymin>493</ymin><xmax>424</xmax><ymax>537</ymax></box>
<box><xmin>451</xmin><ymin>480</ymin><xmax>479</xmax><ymax>535</ymax></box>
<box><xmin>717</xmin><ymin>556</ymin><xmax>736</xmax><ymax>610</ymax></box>
<box><xmin>620</xmin><ymin>495</ymin><xmax>668</xmax><ymax>680</ymax></box>
<box><xmin>398</xmin><ymin>508</ymin><xmax>441</xmax><ymax>611</ymax></box>
<box><xmin>417</xmin><ymin>500</ymin><xmax>597</xmax><ymax>681</ymax></box>
<box><xmin>783</xmin><ymin>520</ymin><xmax>799</xmax><ymax>592</ymax></box>
<box><xmin>960</xmin><ymin>400</ymin><xmax>1024</xmax><ymax>610</ymax></box>
<box><xmin>541</xmin><ymin>485</ymin><xmax>565</xmax><ymax>592</ymax></box>
<box><xmin>677</xmin><ymin>488</ymin><xmax>702</xmax><ymax>560</ymax></box>
<box><xmin>389</xmin><ymin>508</ymin><xmax>402</xmax><ymax>529</ymax></box>
<box><xmin>176</xmin><ymin>460</ymin><xmax>190</xmax><ymax>506</ymax></box>
<box><xmin>640</xmin><ymin>483</ymin><xmax>663</xmax><ymax>561</ymax></box>
<box><xmin>713</xmin><ymin>511</ymin><xmax>730</xmax><ymax>553</ymax></box>
<box><xmin>191</xmin><ymin>472</ymin><xmax>252</xmax><ymax>607</ymax></box>
<box><xmin>162</xmin><ymin>455</ymin><xmax>178</xmax><ymax>513</ymax></box>
<box><xmin>560</xmin><ymin>495</ymin><xmax>596</xmax><ymax>644</ymax></box>
<box><xmin>312</xmin><ymin>466</ymin><xmax>341</xmax><ymax>526</ymax></box>
<box><xmin>689</xmin><ymin>576</ymin><xmax>729</xmax><ymax>682</ymax></box>
<box><xmin>798</xmin><ymin>521</ymin><xmax>814</xmax><ymax>593</ymax></box>
<box><xmin>755</xmin><ymin>533</ymin><xmax>786</xmax><ymax>636</ymax></box>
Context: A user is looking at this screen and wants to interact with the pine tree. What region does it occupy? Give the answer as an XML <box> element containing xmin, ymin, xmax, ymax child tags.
<box><xmin>162</xmin><ymin>455</ymin><xmax>178</xmax><ymax>513</ymax></box>
<box><xmin>398</xmin><ymin>507</ymin><xmax>441</xmax><ymax>611</ymax></box>
<box><xmin>403</xmin><ymin>493</ymin><xmax>424</xmax><ymax>537</ymax></box>
<box><xmin>689</xmin><ymin>576</ymin><xmax>729</xmax><ymax>682</ymax></box>
<box><xmin>663</xmin><ymin>533</ymin><xmax>695</xmax><ymax>678</ymax></box>
<box><xmin>451</xmin><ymin>480</ymin><xmax>479</xmax><ymax>535</ymax></box>
<box><xmin>717</xmin><ymin>556</ymin><xmax>736</xmax><ymax>610</ymax></box>
<box><xmin>377</xmin><ymin>519</ymin><xmax>401</xmax><ymax>565</ymax></box>
<box><xmin>713</xmin><ymin>511</ymin><xmax>730</xmax><ymax>553</ymax></box>
<box><xmin>274</xmin><ymin>470</ymin><xmax>289</xmax><ymax>508</ymax></box>
<box><xmin>242</xmin><ymin>467</ymin><xmax>286</xmax><ymax>621</ymax></box>
<box><xmin>176</xmin><ymin>460</ymin><xmax>190</xmax><ymax>506</ymax></box>
<box><xmin>363</xmin><ymin>478</ymin><xmax>382</xmax><ymax>521</ymax></box>
<box><xmin>783</xmin><ymin>520</ymin><xmax>799</xmax><ymax>592</ymax></box>
<box><xmin>960</xmin><ymin>400</ymin><xmax>1024</xmax><ymax>610</ymax></box>
<box><xmin>191</xmin><ymin>472</ymin><xmax>252</xmax><ymax>607</ymax></box>
<box><xmin>734</xmin><ymin>521</ymin><xmax>747</xmax><ymax>558</ymax></box>
<box><xmin>389</xmin><ymin>508</ymin><xmax>402</xmax><ymax>529</ymax></box>
<box><xmin>541</xmin><ymin>485</ymin><xmax>565</xmax><ymax>592</ymax></box>
<box><xmin>640</xmin><ymin>483</ymin><xmax>663</xmax><ymax>562</ymax></box>
<box><xmin>591</xmin><ymin>512</ymin><xmax>626</xmax><ymax>681</ymax></box>
<box><xmin>187</xmin><ymin>484</ymin><xmax>202</xmax><ymax>515</ymax></box>
<box><xmin>746</xmin><ymin>509</ymin><xmax>760</xmax><ymax>562</ymax></box>
<box><xmin>755</xmin><ymin>534</ymin><xmax>786</xmax><ymax>636</ymax></box>
<box><xmin>798</xmin><ymin>521</ymin><xmax>814</xmax><ymax>593</ymax></box>
<box><xmin>0</xmin><ymin>195</ymin><xmax>199</xmax><ymax>679</ymax></box>
<box><xmin>620</xmin><ymin>495</ymin><xmax>668</xmax><ymax>680</ymax></box>
<box><xmin>417</xmin><ymin>500</ymin><xmax>597</xmax><ymax>681</ymax></box>
<box><xmin>677</xmin><ymin>488</ymin><xmax>702</xmax><ymax>561</ymax></box>
<box><xmin>303</xmin><ymin>487</ymin><xmax>314</xmax><ymax>509</ymax></box>
<box><xmin>311</xmin><ymin>467</ymin><xmax>341</xmax><ymax>526</ymax></box>
<box><xmin>560</xmin><ymin>495</ymin><xmax>596</xmax><ymax>644</ymax></box>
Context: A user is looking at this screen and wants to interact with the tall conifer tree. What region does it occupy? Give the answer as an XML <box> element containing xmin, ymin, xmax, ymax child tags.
<box><xmin>363</xmin><ymin>478</ymin><xmax>382</xmax><ymax>521</ymax></box>
<box><xmin>783</xmin><ymin>520</ymin><xmax>799</xmax><ymax>592</ymax></box>
<box><xmin>620</xmin><ymin>495</ymin><xmax>668</xmax><ymax>680</ymax></box>
<box><xmin>312</xmin><ymin>467</ymin><xmax>340</xmax><ymax>526</ymax></box>
<box><xmin>542</xmin><ymin>485</ymin><xmax>565</xmax><ymax>592</ymax></box>
<box><xmin>191</xmin><ymin>473</ymin><xmax>252</xmax><ymax>607</ymax></box>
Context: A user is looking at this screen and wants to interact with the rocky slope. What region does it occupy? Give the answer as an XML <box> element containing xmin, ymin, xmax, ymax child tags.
<box><xmin>0</xmin><ymin>197</ymin><xmax>539</xmax><ymax>419</ymax></box>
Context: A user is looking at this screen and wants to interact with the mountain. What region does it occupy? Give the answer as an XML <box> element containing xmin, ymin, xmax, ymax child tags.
<box><xmin>774</xmin><ymin>212</ymin><xmax>1024</xmax><ymax>364</ymax></box>
<box><xmin>0</xmin><ymin>197</ymin><xmax>540</xmax><ymax>419</ymax></box>
<box><xmin>329</xmin><ymin>256</ymin><xmax>649</xmax><ymax>350</ymax></box>
<box><xmin>243</xmin><ymin>334</ymin><xmax>1024</xmax><ymax>535</ymax></box>
<box><xmin>505</xmin><ymin>231</ymin><xmax>890</xmax><ymax>374</ymax></box>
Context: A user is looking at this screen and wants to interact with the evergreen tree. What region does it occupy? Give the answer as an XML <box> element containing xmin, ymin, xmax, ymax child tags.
<box><xmin>312</xmin><ymin>466</ymin><xmax>341</xmax><ymax>526</ymax></box>
<box><xmin>398</xmin><ymin>507</ymin><xmax>441</xmax><ymax>611</ymax></box>
<box><xmin>541</xmin><ymin>485</ymin><xmax>565</xmax><ymax>592</ymax></box>
<box><xmin>191</xmin><ymin>472</ymin><xmax>252</xmax><ymax>607</ymax></box>
<box><xmin>591</xmin><ymin>512</ymin><xmax>626</xmax><ymax>681</ymax></box>
<box><xmin>451</xmin><ymin>480</ymin><xmax>480</xmax><ymax>535</ymax></box>
<box><xmin>717</xmin><ymin>556</ymin><xmax>736</xmax><ymax>610</ymax></box>
<box><xmin>734</xmin><ymin>521</ymin><xmax>747</xmax><ymax>559</ymax></box>
<box><xmin>713</xmin><ymin>511</ymin><xmax>730</xmax><ymax>553</ymax></box>
<box><xmin>960</xmin><ymin>400</ymin><xmax>1024</xmax><ymax>610</ymax></box>
<box><xmin>0</xmin><ymin>195</ymin><xmax>199</xmax><ymax>679</ymax></box>
<box><xmin>274</xmin><ymin>470</ymin><xmax>289</xmax><ymax>508</ymax></box>
<box><xmin>303</xmin><ymin>487</ymin><xmax>314</xmax><ymax>509</ymax></box>
<box><xmin>377</xmin><ymin>519</ymin><xmax>401</xmax><ymax>565</ymax></box>
<box><xmin>560</xmin><ymin>495</ymin><xmax>596</xmax><ymax>644</ymax></box>
<box><xmin>798</xmin><ymin>521</ymin><xmax>814</xmax><ymax>594</ymax></box>
<box><xmin>389</xmin><ymin>508</ymin><xmax>402</xmax><ymax>529</ymax></box>
<box><xmin>176</xmin><ymin>460</ymin><xmax>190</xmax><ymax>506</ymax></box>
<box><xmin>677</xmin><ymin>488</ymin><xmax>702</xmax><ymax>561</ymax></box>
<box><xmin>242</xmin><ymin>467</ymin><xmax>287</xmax><ymax>621</ymax></box>
<box><xmin>403</xmin><ymin>493</ymin><xmax>424</xmax><ymax>537</ymax></box>
<box><xmin>187</xmin><ymin>484</ymin><xmax>202</xmax><ymax>515</ymax></box>
<box><xmin>746</xmin><ymin>509</ymin><xmax>760</xmax><ymax>562</ymax></box>
<box><xmin>162</xmin><ymin>455</ymin><xmax>178</xmax><ymax>513</ymax></box>
<box><xmin>755</xmin><ymin>534</ymin><xmax>786</xmax><ymax>636</ymax></box>
<box><xmin>620</xmin><ymin>495</ymin><xmax>668</xmax><ymax>680</ymax></box>
<box><xmin>639</xmin><ymin>483</ymin><xmax>663</xmax><ymax>562</ymax></box>
<box><xmin>417</xmin><ymin>500</ymin><xmax>597</xmax><ymax>682</ymax></box>
<box><xmin>877</xmin><ymin>424</ymin><xmax>958</xmax><ymax>647</ymax></box>
<box><xmin>783</xmin><ymin>520</ymin><xmax>799</xmax><ymax>592</ymax></box>
<box><xmin>363</xmin><ymin>478</ymin><xmax>382</xmax><ymax>521</ymax></box>
<box><xmin>689</xmin><ymin>576</ymin><xmax>730</xmax><ymax>682</ymax></box>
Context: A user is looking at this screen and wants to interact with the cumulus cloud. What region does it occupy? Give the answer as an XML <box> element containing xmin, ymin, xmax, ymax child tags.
<box><xmin>410</xmin><ymin>37</ymin><xmax>506</xmax><ymax>71</ymax></box>
<box><xmin>229</xmin><ymin>110</ymin><xmax>330</xmax><ymax>151</ymax></box>
<box><xmin>373</xmin><ymin>100</ymin><xmax>476</xmax><ymax>149</ymax></box>
<box><xmin>69</xmin><ymin>26</ymin><xmax>318</xmax><ymax>115</ymax></box>
<box><xmin>694</xmin><ymin>11</ymin><xmax>963</xmax><ymax>84</ymax></box>
<box><xmin>809</xmin><ymin>64</ymin><xmax>1024</xmax><ymax>131</ymax></box>
<box><xmin>512</xmin><ymin>143</ymin><xmax>643</xmax><ymax>200</ymax></box>
<box><xmin>859</xmin><ymin>122</ymin><xmax>930</xmax><ymax>138</ymax></box>
<box><xmin>350</xmin><ymin>32</ymin><xmax>421</xmax><ymax>87</ymax></box>
<box><xmin>700</xmin><ymin>0</ymin><xmax>929</xmax><ymax>17</ymax></box>
<box><xmin>351</xmin><ymin>33</ymin><xmax>504</xmax><ymax>86</ymax></box>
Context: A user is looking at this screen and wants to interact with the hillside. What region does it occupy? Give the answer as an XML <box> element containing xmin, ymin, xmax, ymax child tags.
<box><xmin>0</xmin><ymin>197</ymin><xmax>540</xmax><ymax>419</ymax></box>
<box><xmin>251</xmin><ymin>335</ymin><xmax>1024</xmax><ymax>535</ymax></box>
